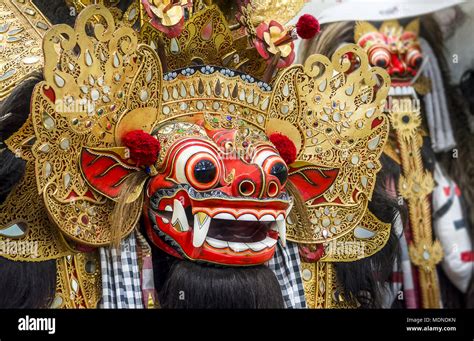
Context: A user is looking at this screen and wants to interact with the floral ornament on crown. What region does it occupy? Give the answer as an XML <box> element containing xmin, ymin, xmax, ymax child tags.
<box><xmin>253</xmin><ymin>14</ymin><xmax>320</xmax><ymax>69</ymax></box>
<box><xmin>142</xmin><ymin>0</ymin><xmax>191</xmax><ymax>38</ymax></box>
<box><xmin>255</xmin><ymin>20</ymin><xmax>295</xmax><ymax>68</ymax></box>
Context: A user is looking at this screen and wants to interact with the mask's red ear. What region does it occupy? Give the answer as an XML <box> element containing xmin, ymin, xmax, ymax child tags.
<box><xmin>267</xmin><ymin>131</ymin><xmax>339</xmax><ymax>202</ymax></box>
<box><xmin>81</xmin><ymin>130</ymin><xmax>161</xmax><ymax>200</ymax></box>
<box><xmin>80</xmin><ymin>147</ymin><xmax>141</xmax><ymax>201</ymax></box>
<box><xmin>288</xmin><ymin>162</ymin><xmax>339</xmax><ymax>204</ymax></box>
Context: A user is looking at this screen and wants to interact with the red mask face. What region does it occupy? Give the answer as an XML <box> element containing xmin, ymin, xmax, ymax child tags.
<box><xmin>356</xmin><ymin>20</ymin><xmax>422</xmax><ymax>86</ymax></box>
<box><xmin>143</xmin><ymin>122</ymin><xmax>291</xmax><ymax>266</ymax></box>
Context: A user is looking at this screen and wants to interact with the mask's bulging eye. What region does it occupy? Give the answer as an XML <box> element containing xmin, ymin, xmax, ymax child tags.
<box><xmin>174</xmin><ymin>144</ymin><xmax>221</xmax><ymax>190</ymax></box>
<box><xmin>368</xmin><ymin>45</ymin><xmax>390</xmax><ymax>68</ymax></box>
<box><xmin>185</xmin><ymin>153</ymin><xmax>220</xmax><ymax>190</ymax></box>
<box><xmin>193</xmin><ymin>159</ymin><xmax>217</xmax><ymax>184</ymax></box>
<box><xmin>270</xmin><ymin>162</ymin><xmax>288</xmax><ymax>186</ymax></box>
<box><xmin>253</xmin><ymin>147</ymin><xmax>289</xmax><ymax>187</ymax></box>
<box><xmin>406</xmin><ymin>46</ymin><xmax>423</xmax><ymax>68</ymax></box>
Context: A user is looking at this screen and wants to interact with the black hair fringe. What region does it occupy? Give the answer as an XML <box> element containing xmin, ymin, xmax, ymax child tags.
<box><xmin>159</xmin><ymin>260</ymin><xmax>285</xmax><ymax>308</ymax></box>
<box><xmin>0</xmin><ymin>72</ymin><xmax>43</xmax><ymax>204</ymax></box>
<box><xmin>0</xmin><ymin>72</ymin><xmax>42</xmax><ymax>141</ymax></box>
<box><xmin>0</xmin><ymin>150</ymin><xmax>26</xmax><ymax>204</ymax></box>
<box><xmin>145</xmin><ymin>226</ymin><xmax>284</xmax><ymax>308</ymax></box>
<box><xmin>32</xmin><ymin>0</ymin><xmax>76</xmax><ymax>26</ymax></box>
<box><xmin>0</xmin><ymin>257</ymin><xmax>57</xmax><ymax>308</ymax></box>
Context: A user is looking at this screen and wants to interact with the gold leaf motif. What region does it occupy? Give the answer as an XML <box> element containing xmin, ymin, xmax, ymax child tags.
<box><xmin>22</xmin><ymin>5</ymin><xmax>162</xmax><ymax>246</ymax></box>
<box><xmin>0</xmin><ymin>0</ymin><xmax>50</xmax><ymax>101</ymax></box>
<box><xmin>269</xmin><ymin>44</ymin><xmax>390</xmax><ymax>243</ymax></box>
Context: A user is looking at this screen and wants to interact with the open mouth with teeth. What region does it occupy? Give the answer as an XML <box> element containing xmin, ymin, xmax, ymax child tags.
<box><xmin>388</xmin><ymin>85</ymin><xmax>417</xmax><ymax>97</ymax></box>
<box><xmin>143</xmin><ymin>185</ymin><xmax>290</xmax><ymax>265</ymax></box>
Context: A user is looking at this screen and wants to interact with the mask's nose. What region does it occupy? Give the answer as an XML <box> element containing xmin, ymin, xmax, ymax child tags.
<box><xmin>388</xmin><ymin>54</ymin><xmax>407</xmax><ymax>77</ymax></box>
<box><xmin>232</xmin><ymin>174</ymin><xmax>259</xmax><ymax>197</ymax></box>
<box><xmin>231</xmin><ymin>168</ymin><xmax>285</xmax><ymax>198</ymax></box>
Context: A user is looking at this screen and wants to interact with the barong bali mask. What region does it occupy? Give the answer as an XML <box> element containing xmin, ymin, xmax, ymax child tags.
<box><xmin>2</xmin><ymin>3</ymin><xmax>391</xmax><ymax>267</ymax></box>
<box><xmin>355</xmin><ymin>20</ymin><xmax>422</xmax><ymax>86</ymax></box>
<box><xmin>143</xmin><ymin>121</ymin><xmax>290</xmax><ymax>265</ymax></box>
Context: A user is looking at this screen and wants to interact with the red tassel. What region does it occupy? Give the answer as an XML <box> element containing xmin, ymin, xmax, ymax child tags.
<box><xmin>122</xmin><ymin>130</ymin><xmax>161</xmax><ymax>167</ymax></box>
<box><xmin>269</xmin><ymin>133</ymin><xmax>297</xmax><ymax>165</ymax></box>
<box><xmin>296</xmin><ymin>14</ymin><xmax>320</xmax><ymax>40</ymax></box>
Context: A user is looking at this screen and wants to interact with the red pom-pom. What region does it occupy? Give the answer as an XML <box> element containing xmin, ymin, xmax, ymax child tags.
<box><xmin>269</xmin><ymin>133</ymin><xmax>297</xmax><ymax>165</ymax></box>
<box><xmin>296</xmin><ymin>14</ymin><xmax>320</xmax><ymax>39</ymax></box>
<box><xmin>122</xmin><ymin>130</ymin><xmax>160</xmax><ymax>167</ymax></box>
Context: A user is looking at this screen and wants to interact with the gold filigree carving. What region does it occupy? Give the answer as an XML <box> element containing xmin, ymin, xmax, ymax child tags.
<box><xmin>140</xmin><ymin>5</ymin><xmax>236</xmax><ymax>70</ymax></box>
<box><xmin>321</xmin><ymin>210</ymin><xmax>391</xmax><ymax>262</ymax></box>
<box><xmin>134</xmin><ymin>43</ymin><xmax>391</xmax><ymax>247</ymax></box>
<box><xmin>245</xmin><ymin>0</ymin><xmax>306</xmax><ymax>26</ymax></box>
<box><xmin>272</xmin><ymin>44</ymin><xmax>390</xmax><ymax>243</ymax></box>
<box><xmin>0</xmin><ymin>0</ymin><xmax>51</xmax><ymax>101</ymax></box>
<box><xmin>389</xmin><ymin>96</ymin><xmax>442</xmax><ymax>308</ymax></box>
<box><xmin>53</xmin><ymin>251</ymin><xmax>101</xmax><ymax>308</ymax></box>
<box><xmin>0</xmin><ymin>162</ymin><xmax>73</xmax><ymax>261</ymax></box>
<box><xmin>301</xmin><ymin>261</ymin><xmax>358</xmax><ymax>308</ymax></box>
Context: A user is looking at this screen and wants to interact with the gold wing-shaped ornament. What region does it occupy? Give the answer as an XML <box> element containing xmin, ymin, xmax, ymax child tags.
<box><xmin>268</xmin><ymin>44</ymin><xmax>391</xmax><ymax>244</ymax></box>
<box><xmin>265</xmin><ymin>44</ymin><xmax>392</xmax><ymax>308</ymax></box>
<box><xmin>6</xmin><ymin>4</ymin><xmax>163</xmax><ymax>246</ymax></box>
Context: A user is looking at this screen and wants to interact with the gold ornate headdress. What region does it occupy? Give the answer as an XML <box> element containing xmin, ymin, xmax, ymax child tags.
<box><xmin>139</xmin><ymin>2</ymin><xmax>267</xmax><ymax>78</ymax></box>
<box><xmin>355</xmin><ymin>19</ymin><xmax>420</xmax><ymax>45</ymax></box>
<box><xmin>1</xmin><ymin>1</ymin><xmax>391</xmax><ymax>308</ymax></box>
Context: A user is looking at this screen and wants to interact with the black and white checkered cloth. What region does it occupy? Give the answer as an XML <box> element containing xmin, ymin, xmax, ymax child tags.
<box><xmin>98</xmin><ymin>230</ymin><xmax>305</xmax><ymax>308</ymax></box>
<box><xmin>267</xmin><ymin>240</ymin><xmax>307</xmax><ymax>308</ymax></box>
<box><xmin>99</xmin><ymin>231</ymin><xmax>144</xmax><ymax>308</ymax></box>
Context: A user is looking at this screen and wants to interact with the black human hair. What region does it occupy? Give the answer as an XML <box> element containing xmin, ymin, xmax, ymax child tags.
<box><xmin>158</xmin><ymin>259</ymin><xmax>285</xmax><ymax>308</ymax></box>
<box><xmin>0</xmin><ymin>72</ymin><xmax>42</xmax><ymax>141</ymax></box>
<box><xmin>460</xmin><ymin>69</ymin><xmax>474</xmax><ymax>116</ymax></box>
<box><xmin>0</xmin><ymin>257</ymin><xmax>56</xmax><ymax>308</ymax></box>
<box><xmin>32</xmin><ymin>0</ymin><xmax>77</xmax><ymax>26</ymax></box>
<box><xmin>147</xmin><ymin>233</ymin><xmax>285</xmax><ymax>308</ymax></box>
<box><xmin>0</xmin><ymin>72</ymin><xmax>43</xmax><ymax>204</ymax></box>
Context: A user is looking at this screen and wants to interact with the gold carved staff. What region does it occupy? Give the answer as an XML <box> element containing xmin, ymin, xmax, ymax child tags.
<box><xmin>389</xmin><ymin>96</ymin><xmax>443</xmax><ymax>308</ymax></box>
